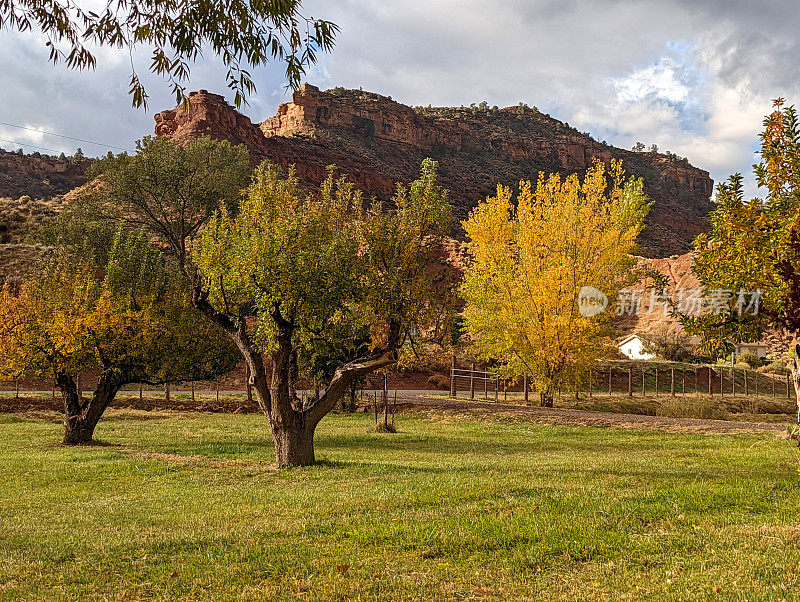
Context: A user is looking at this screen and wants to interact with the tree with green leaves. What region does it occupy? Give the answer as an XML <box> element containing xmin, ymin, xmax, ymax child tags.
<box><xmin>688</xmin><ymin>98</ymin><xmax>800</xmax><ymax>431</ymax></box>
<box><xmin>85</xmin><ymin>135</ymin><xmax>455</xmax><ymax>465</ymax></box>
<box><xmin>193</xmin><ymin>160</ymin><xmax>455</xmax><ymax>465</ymax></box>
<box><xmin>0</xmin><ymin>227</ymin><xmax>239</xmax><ymax>444</ymax></box>
<box><xmin>74</xmin><ymin>135</ymin><xmax>253</xmax><ymax>269</ymax></box>
<box><xmin>0</xmin><ymin>0</ymin><xmax>337</xmax><ymax>107</ymax></box>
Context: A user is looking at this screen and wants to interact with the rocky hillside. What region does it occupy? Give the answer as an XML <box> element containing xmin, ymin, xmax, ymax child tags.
<box><xmin>155</xmin><ymin>85</ymin><xmax>714</xmax><ymax>257</ymax></box>
<box><xmin>0</xmin><ymin>149</ymin><xmax>89</xmax><ymax>200</ymax></box>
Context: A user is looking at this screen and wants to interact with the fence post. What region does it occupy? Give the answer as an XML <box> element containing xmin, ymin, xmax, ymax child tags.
<box><xmin>495</xmin><ymin>374</ymin><xmax>499</xmax><ymax>403</ymax></box>
<box><xmin>470</xmin><ymin>362</ymin><xmax>475</xmax><ymax>400</ymax></box>
<box><xmin>655</xmin><ymin>368</ymin><xmax>658</xmax><ymax>397</ymax></box>
<box><xmin>670</xmin><ymin>367</ymin><xmax>675</xmax><ymax>397</ymax></box>
<box><xmin>382</xmin><ymin>386</ymin><xmax>389</xmax><ymax>427</ymax></box>
<box><xmin>708</xmin><ymin>367</ymin><xmax>712</xmax><ymax>396</ymax></box>
<box><xmin>524</xmin><ymin>376</ymin><xmax>529</xmax><ymax>405</ymax></box>
<box><xmin>191</xmin><ymin>380</ymin><xmax>195</xmax><ymax>403</ymax></box>
<box><xmin>732</xmin><ymin>368</ymin><xmax>736</xmax><ymax>396</ymax></box>
<box><xmin>504</xmin><ymin>379</ymin><xmax>507</xmax><ymax>402</ymax></box>
<box><xmin>642</xmin><ymin>368</ymin><xmax>645</xmax><ymax>397</ymax></box>
<box><xmin>450</xmin><ymin>355</ymin><xmax>456</xmax><ymax>398</ymax></box>
<box><xmin>484</xmin><ymin>371</ymin><xmax>488</xmax><ymax>400</ymax></box>
<box><xmin>628</xmin><ymin>367</ymin><xmax>632</xmax><ymax>397</ymax></box>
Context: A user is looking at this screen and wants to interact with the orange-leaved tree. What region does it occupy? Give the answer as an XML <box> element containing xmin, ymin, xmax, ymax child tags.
<box><xmin>0</xmin><ymin>228</ymin><xmax>238</xmax><ymax>444</ymax></box>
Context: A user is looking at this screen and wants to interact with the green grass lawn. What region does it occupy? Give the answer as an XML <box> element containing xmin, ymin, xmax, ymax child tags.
<box><xmin>1</xmin><ymin>410</ymin><xmax>799</xmax><ymax>600</ymax></box>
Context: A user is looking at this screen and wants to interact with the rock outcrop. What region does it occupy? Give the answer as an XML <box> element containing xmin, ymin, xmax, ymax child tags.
<box><xmin>0</xmin><ymin>149</ymin><xmax>89</xmax><ymax>200</ymax></box>
<box><xmin>154</xmin><ymin>85</ymin><xmax>715</xmax><ymax>257</ymax></box>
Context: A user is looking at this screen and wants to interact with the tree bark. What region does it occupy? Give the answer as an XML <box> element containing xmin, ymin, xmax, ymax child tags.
<box><xmin>791</xmin><ymin>344</ymin><xmax>800</xmax><ymax>450</ymax></box>
<box><xmin>271</xmin><ymin>414</ymin><xmax>317</xmax><ymax>467</ymax></box>
<box><xmin>59</xmin><ymin>371</ymin><xmax>120</xmax><ymax>445</ymax></box>
<box><xmin>192</xmin><ymin>287</ymin><xmax>399</xmax><ymax>467</ymax></box>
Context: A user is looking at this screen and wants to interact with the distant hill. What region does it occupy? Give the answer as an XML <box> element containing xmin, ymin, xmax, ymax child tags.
<box><xmin>0</xmin><ymin>148</ymin><xmax>89</xmax><ymax>200</ymax></box>
<box><xmin>155</xmin><ymin>85</ymin><xmax>714</xmax><ymax>257</ymax></box>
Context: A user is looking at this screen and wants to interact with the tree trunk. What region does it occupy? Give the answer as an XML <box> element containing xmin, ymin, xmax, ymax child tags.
<box><xmin>58</xmin><ymin>372</ymin><xmax>120</xmax><ymax>445</ymax></box>
<box><xmin>192</xmin><ymin>289</ymin><xmax>397</xmax><ymax>467</ymax></box>
<box><xmin>791</xmin><ymin>344</ymin><xmax>800</xmax><ymax>451</ymax></box>
<box><xmin>540</xmin><ymin>391</ymin><xmax>553</xmax><ymax>407</ymax></box>
<box><xmin>271</xmin><ymin>417</ymin><xmax>317</xmax><ymax>467</ymax></box>
<box><xmin>339</xmin><ymin>385</ymin><xmax>357</xmax><ymax>413</ymax></box>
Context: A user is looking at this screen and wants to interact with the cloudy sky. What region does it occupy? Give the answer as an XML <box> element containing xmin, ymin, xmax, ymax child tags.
<box><xmin>1</xmin><ymin>0</ymin><xmax>798</xmax><ymax>198</ymax></box>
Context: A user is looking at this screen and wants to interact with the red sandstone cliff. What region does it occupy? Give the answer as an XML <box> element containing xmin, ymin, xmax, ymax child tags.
<box><xmin>154</xmin><ymin>85</ymin><xmax>715</xmax><ymax>257</ymax></box>
<box><xmin>0</xmin><ymin>149</ymin><xmax>89</xmax><ymax>200</ymax></box>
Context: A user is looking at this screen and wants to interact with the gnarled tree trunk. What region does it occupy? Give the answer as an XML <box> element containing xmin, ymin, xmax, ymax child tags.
<box><xmin>271</xmin><ymin>416</ymin><xmax>317</xmax><ymax>467</ymax></box>
<box><xmin>58</xmin><ymin>371</ymin><xmax>121</xmax><ymax>445</ymax></box>
<box><xmin>193</xmin><ymin>289</ymin><xmax>400</xmax><ymax>467</ymax></box>
<box><xmin>791</xmin><ymin>344</ymin><xmax>800</xmax><ymax>450</ymax></box>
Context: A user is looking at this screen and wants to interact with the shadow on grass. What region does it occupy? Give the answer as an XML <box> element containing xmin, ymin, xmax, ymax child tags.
<box><xmin>54</xmin><ymin>439</ymin><xmax>123</xmax><ymax>448</ymax></box>
<box><xmin>102</xmin><ymin>412</ymin><xmax>177</xmax><ymax>422</ymax></box>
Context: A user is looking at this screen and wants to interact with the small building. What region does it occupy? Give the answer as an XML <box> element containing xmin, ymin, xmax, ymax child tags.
<box><xmin>734</xmin><ymin>341</ymin><xmax>768</xmax><ymax>360</ymax></box>
<box><xmin>618</xmin><ymin>334</ymin><xmax>655</xmax><ymax>360</ymax></box>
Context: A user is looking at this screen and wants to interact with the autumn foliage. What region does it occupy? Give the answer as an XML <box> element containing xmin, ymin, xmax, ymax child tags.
<box><xmin>461</xmin><ymin>160</ymin><xmax>650</xmax><ymax>405</ymax></box>
<box><xmin>0</xmin><ymin>228</ymin><xmax>237</xmax><ymax>443</ymax></box>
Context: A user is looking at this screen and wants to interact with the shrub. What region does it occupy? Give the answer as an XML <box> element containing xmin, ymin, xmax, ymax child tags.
<box><xmin>739</xmin><ymin>353</ymin><xmax>763</xmax><ymax>368</ymax></box>
<box><xmin>758</xmin><ymin>359</ymin><xmax>788</xmax><ymax>374</ymax></box>
<box><xmin>427</xmin><ymin>374</ymin><xmax>450</xmax><ymax>390</ymax></box>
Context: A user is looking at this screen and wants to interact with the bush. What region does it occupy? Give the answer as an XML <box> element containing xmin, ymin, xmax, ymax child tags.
<box><xmin>739</xmin><ymin>353</ymin><xmax>763</xmax><ymax>369</ymax></box>
<box><xmin>758</xmin><ymin>360</ymin><xmax>788</xmax><ymax>374</ymax></box>
<box><xmin>642</xmin><ymin>327</ymin><xmax>691</xmax><ymax>361</ymax></box>
<box><xmin>427</xmin><ymin>374</ymin><xmax>450</xmax><ymax>390</ymax></box>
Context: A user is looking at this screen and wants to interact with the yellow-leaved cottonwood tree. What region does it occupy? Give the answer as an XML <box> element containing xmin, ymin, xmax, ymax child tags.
<box><xmin>461</xmin><ymin>160</ymin><xmax>650</xmax><ymax>406</ymax></box>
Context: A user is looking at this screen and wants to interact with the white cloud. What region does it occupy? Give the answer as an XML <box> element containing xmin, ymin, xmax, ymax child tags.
<box><xmin>2</xmin><ymin>0</ymin><xmax>799</xmax><ymax>203</ymax></box>
<box><xmin>610</xmin><ymin>60</ymin><xmax>690</xmax><ymax>104</ymax></box>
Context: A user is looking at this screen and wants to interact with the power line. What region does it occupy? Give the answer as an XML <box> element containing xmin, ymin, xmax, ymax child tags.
<box><xmin>0</xmin><ymin>120</ymin><xmax>131</xmax><ymax>152</ymax></box>
<box><xmin>0</xmin><ymin>137</ymin><xmax>71</xmax><ymax>156</ymax></box>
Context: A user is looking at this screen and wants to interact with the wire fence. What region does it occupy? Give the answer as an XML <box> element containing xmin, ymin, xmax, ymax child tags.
<box><xmin>450</xmin><ymin>363</ymin><xmax>795</xmax><ymax>400</ymax></box>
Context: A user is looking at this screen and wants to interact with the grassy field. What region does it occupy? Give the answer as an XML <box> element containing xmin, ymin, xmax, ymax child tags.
<box><xmin>1</xmin><ymin>410</ymin><xmax>800</xmax><ymax>600</ymax></box>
